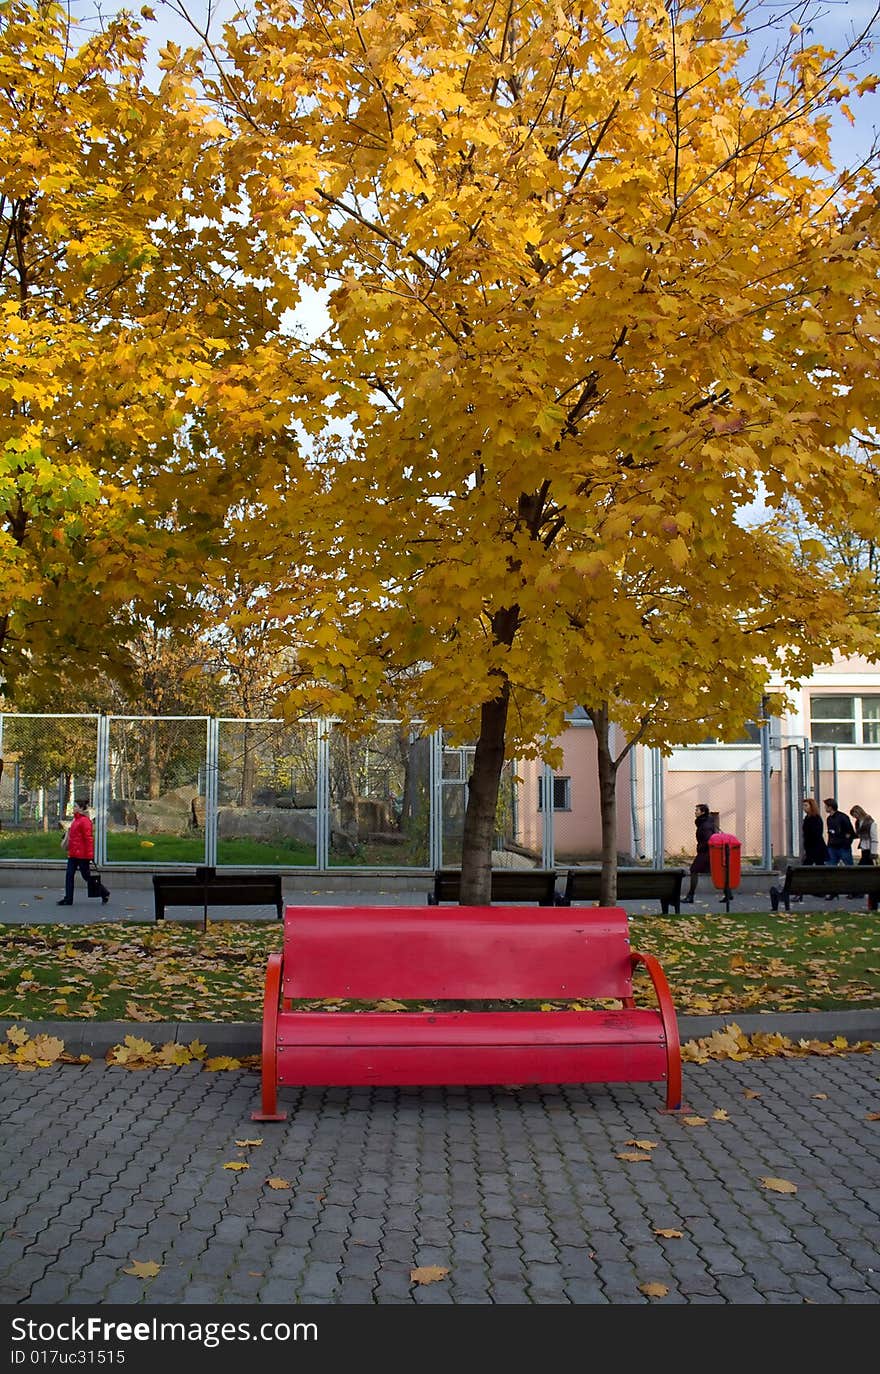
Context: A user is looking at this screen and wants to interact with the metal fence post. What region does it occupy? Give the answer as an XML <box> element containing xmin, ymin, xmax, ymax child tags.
<box><xmin>429</xmin><ymin>729</ymin><xmax>443</xmax><ymax>869</ymax></box>
<box><xmin>760</xmin><ymin>719</ymin><xmax>772</xmax><ymax>869</ymax></box>
<box><xmin>316</xmin><ymin>719</ymin><xmax>330</xmax><ymax>869</ymax></box>
<box><xmin>205</xmin><ymin>717</ymin><xmax>218</xmax><ymax>868</ymax></box>
<box><xmin>94</xmin><ymin>714</ymin><xmax>110</xmax><ymax>867</ymax></box>
<box><xmin>652</xmin><ymin>747</ymin><xmax>665</xmax><ymax>868</ymax></box>
<box><xmin>541</xmin><ymin>762</ymin><xmax>555</xmax><ymax>870</ymax></box>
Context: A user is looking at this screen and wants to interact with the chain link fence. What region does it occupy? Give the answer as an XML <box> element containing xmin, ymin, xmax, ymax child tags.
<box><xmin>0</xmin><ymin>714</ymin><xmax>98</xmax><ymax>859</ymax></box>
<box><xmin>3</xmin><ymin>712</ymin><xmax>852</xmax><ymax>871</ymax></box>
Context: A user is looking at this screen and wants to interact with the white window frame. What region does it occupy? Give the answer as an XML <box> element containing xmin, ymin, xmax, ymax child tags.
<box><xmin>810</xmin><ymin>694</ymin><xmax>880</xmax><ymax>746</ymax></box>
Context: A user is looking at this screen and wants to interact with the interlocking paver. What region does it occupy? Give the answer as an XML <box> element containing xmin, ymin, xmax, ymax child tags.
<box><xmin>1</xmin><ymin>1051</ymin><xmax>879</xmax><ymax>1305</ymax></box>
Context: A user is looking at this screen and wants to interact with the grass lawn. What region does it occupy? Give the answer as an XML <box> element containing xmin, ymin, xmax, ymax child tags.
<box><xmin>0</xmin><ymin>830</ymin><xmax>434</xmax><ymax>867</ymax></box>
<box><xmin>0</xmin><ymin>830</ymin><xmax>317</xmax><ymax>866</ymax></box>
<box><xmin>0</xmin><ymin>910</ymin><xmax>876</xmax><ymax>1024</ymax></box>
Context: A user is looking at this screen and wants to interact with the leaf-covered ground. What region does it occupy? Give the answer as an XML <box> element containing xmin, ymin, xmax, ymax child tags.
<box><xmin>0</xmin><ymin>911</ymin><xmax>876</xmax><ymax>1022</ymax></box>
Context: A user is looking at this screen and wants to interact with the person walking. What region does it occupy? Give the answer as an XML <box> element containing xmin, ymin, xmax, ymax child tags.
<box><xmin>824</xmin><ymin>798</ymin><xmax>855</xmax><ymax>866</ymax></box>
<box><xmin>783</xmin><ymin>797</ymin><xmax>830</xmax><ymax>903</ymax></box>
<box><xmin>681</xmin><ymin>802</ymin><xmax>717</xmax><ymax>903</ymax></box>
<box><xmin>802</xmin><ymin>798</ymin><xmax>829</xmax><ymax>864</ymax></box>
<box><xmin>57</xmin><ymin>799</ymin><xmax>109</xmax><ymax>906</ymax></box>
<box><xmin>849</xmin><ymin>805</ymin><xmax>878</xmax><ymax>865</ymax></box>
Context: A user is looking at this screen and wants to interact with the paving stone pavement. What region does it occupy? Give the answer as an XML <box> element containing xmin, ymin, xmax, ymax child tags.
<box><xmin>1</xmin><ymin>1051</ymin><xmax>879</xmax><ymax>1305</ymax></box>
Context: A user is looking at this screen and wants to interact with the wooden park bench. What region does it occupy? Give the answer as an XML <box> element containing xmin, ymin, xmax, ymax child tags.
<box><xmin>152</xmin><ymin>867</ymin><xmax>283</xmax><ymax>929</ymax></box>
<box><xmin>558</xmin><ymin>867</ymin><xmax>687</xmax><ymax>914</ymax></box>
<box><xmin>427</xmin><ymin>867</ymin><xmax>561</xmax><ymax>905</ymax></box>
<box><xmin>252</xmin><ymin>903</ymin><xmax>683</xmax><ymax>1121</ymax></box>
<box><xmin>769</xmin><ymin>864</ymin><xmax>880</xmax><ymax>913</ymax></box>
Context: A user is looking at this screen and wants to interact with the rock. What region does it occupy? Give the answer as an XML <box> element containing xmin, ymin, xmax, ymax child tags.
<box><xmin>217</xmin><ymin>806</ymin><xmax>318</xmax><ymax>846</ymax></box>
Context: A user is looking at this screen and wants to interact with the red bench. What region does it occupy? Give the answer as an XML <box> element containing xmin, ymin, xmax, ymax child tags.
<box><xmin>252</xmin><ymin>904</ymin><xmax>682</xmax><ymax>1121</ymax></box>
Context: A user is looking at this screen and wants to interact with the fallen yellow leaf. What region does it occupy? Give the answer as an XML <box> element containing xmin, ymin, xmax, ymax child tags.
<box><xmin>616</xmin><ymin>1152</ymin><xmax>654</xmax><ymax>1162</ymax></box>
<box><xmin>122</xmin><ymin>1260</ymin><xmax>161</xmax><ymax>1279</ymax></box>
<box><xmin>744</xmin><ymin>1089</ymin><xmax>761</xmax><ymax>1099</ymax></box>
<box><xmin>266</xmin><ymin>1177</ymin><xmax>291</xmax><ymax>1190</ymax></box>
<box><xmin>625</xmin><ymin>1139</ymin><xmax>659</xmax><ymax>1150</ymax></box>
<box><xmin>865</xmin><ymin>1112</ymin><xmax>880</xmax><ymax>1122</ymax></box>
<box><xmin>654</xmin><ymin>1229</ymin><xmax>684</xmax><ymax>1239</ymax></box>
<box><xmin>410</xmin><ymin>1266</ymin><xmax>449</xmax><ymax>1285</ymax></box>
<box><xmin>812</xmin><ymin>1093</ymin><xmax>828</xmax><ymax>1101</ymax></box>
<box><xmin>682</xmin><ymin>1116</ymin><xmax>707</xmax><ymax>1127</ymax></box>
<box><xmin>759</xmin><ymin>1176</ymin><xmax>798</xmax><ymax>1194</ymax></box>
<box><xmin>712</xmin><ymin>1109</ymin><xmax>730</xmax><ymax>1121</ymax></box>
<box><xmin>223</xmin><ymin>1161</ymin><xmax>250</xmax><ymax>1171</ymax></box>
<box><xmin>205</xmin><ymin>1056</ymin><xmax>241</xmax><ymax>1071</ymax></box>
<box><xmin>235</xmin><ymin>1139</ymin><xmax>264</xmax><ymax>1147</ymax></box>
<box><xmin>639</xmin><ymin>1282</ymin><xmax>669</xmax><ymax>1298</ymax></box>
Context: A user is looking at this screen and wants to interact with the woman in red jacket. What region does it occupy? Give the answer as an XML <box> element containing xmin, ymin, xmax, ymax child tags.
<box><xmin>58</xmin><ymin>798</ymin><xmax>109</xmax><ymax>906</ymax></box>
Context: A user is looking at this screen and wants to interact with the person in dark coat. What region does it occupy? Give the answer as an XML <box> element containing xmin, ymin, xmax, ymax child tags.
<box><xmin>681</xmin><ymin>803</ymin><xmax>717</xmax><ymax>903</ymax></box>
<box><xmin>802</xmin><ymin>798</ymin><xmax>829</xmax><ymax>864</ymax></box>
<box><xmin>786</xmin><ymin>796</ymin><xmax>829</xmax><ymax>902</ymax></box>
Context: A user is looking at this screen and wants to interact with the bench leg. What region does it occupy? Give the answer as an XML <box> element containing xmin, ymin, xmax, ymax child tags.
<box><xmin>252</xmin><ymin>952</ymin><xmax>287</xmax><ymax>1122</ymax></box>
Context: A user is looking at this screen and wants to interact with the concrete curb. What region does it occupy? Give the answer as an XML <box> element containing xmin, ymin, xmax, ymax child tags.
<box><xmin>4</xmin><ymin>1009</ymin><xmax>879</xmax><ymax>1056</ymax></box>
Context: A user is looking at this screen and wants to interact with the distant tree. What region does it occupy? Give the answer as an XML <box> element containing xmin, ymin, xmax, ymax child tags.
<box><xmin>0</xmin><ymin>1</ymin><xmax>306</xmax><ymax>699</ymax></box>
<box><xmin>200</xmin><ymin>0</ymin><xmax>880</xmax><ymax>902</ymax></box>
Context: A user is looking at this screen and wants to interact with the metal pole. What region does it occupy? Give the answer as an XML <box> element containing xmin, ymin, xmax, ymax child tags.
<box><xmin>204</xmin><ymin>718</ymin><xmax>218</xmax><ymax>868</ymax></box>
<box><xmin>760</xmin><ymin>718</ymin><xmax>772</xmax><ymax>870</ymax></box>
<box><xmin>316</xmin><ymin>719</ymin><xmax>330</xmax><ymax>870</ymax></box>
<box><xmin>94</xmin><ymin>715</ymin><xmax>109</xmax><ymax>867</ymax></box>
<box><xmin>652</xmin><ymin>748</ymin><xmax>664</xmax><ymax>869</ymax></box>
<box><xmin>541</xmin><ymin>762</ymin><xmax>555</xmax><ymax>870</ymax></box>
<box><xmin>429</xmin><ymin>730</ymin><xmax>443</xmax><ymax>869</ymax></box>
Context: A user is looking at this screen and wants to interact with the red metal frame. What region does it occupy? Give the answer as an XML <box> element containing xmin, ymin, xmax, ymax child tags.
<box><xmin>252</xmin><ymin>952</ymin><xmax>287</xmax><ymax>1121</ymax></box>
<box><xmin>631</xmin><ymin>949</ymin><xmax>682</xmax><ymax>1110</ymax></box>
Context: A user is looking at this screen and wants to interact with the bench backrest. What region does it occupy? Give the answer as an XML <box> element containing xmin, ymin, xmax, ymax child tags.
<box><xmin>432</xmin><ymin>869</ymin><xmax>558</xmax><ymax>904</ymax></box>
<box><xmin>564</xmin><ymin>868</ymin><xmax>682</xmax><ymax>899</ymax></box>
<box><xmin>153</xmin><ymin>874</ymin><xmax>280</xmax><ymax>891</ymax></box>
<box><xmin>788</xmin><ymin>865</ymin><xmax>880</xmax><ymax>893</ymax></box>
<box><xmin>281</xmin><ymin>904</ymin><xmax>633</xmax><ymax>1001</ymax></box>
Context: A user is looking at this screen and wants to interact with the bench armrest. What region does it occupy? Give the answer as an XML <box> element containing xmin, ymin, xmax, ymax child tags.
<box><xmin>253</xmin><ymin>952</ymin><xmax>286</xmax><ymax>1122</ymax></box>
<box><xmin>631</xmin><ymin>949</ymin><xmax>682</xmax><ymax>1111</ymax></box>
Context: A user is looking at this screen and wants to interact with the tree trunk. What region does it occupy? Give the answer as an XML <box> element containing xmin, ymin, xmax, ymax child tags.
<box><xmin>460</xmin><ymin>682</ymin><xmax>510</xmax><ymax>905</ymax></box>
<box><xmin>590</xmin><ymin>705</ymin><xmax>620</xmax><ymax>907</ymax></box>
<box><xmin>240</xmin><ymin>721</ymin><xmax>256</xmax><ymax>807</ymax></box>
<box><xmin>146</xmin><ymin>721</ymin><xmax>160</xmax><ymax>799</ymax></box>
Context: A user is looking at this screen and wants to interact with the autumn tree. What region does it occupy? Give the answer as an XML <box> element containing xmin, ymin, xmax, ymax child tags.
<box><xmin>0</xmin><ymin>1</ymin><xmax>311</xmax><ymax>701</ymax></box>
<box><xmin>181</xmin><ymin>0</ymin><xmax>880</xmax><ymax>901</ymax></box>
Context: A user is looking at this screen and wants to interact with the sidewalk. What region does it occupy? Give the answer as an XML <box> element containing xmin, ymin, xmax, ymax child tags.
<box><xmin>1</xmin><ymin>1046</ymin><xmax>878</xmax><ymax>1305</ymax></box>
<box><xmin>2</xmin><ymin>872</ymin><xmax>879</xmax><ymax>1305</ymax></box>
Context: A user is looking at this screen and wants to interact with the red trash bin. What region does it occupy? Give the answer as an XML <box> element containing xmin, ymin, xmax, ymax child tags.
<box><xmin>708</xmin><ymin>832</ymin><xmax>742</xmax><ymax>891</ymax></box>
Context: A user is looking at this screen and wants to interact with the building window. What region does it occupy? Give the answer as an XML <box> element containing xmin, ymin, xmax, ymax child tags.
<box><xmin>538</xmin><ymin>776</ymin><xmax>571</xmax><ymax>811</ymax></box>
<box><xmin>810</xmin><ymin>695</ymin><xmax>880</xmax><ymax>745</ymax></box>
